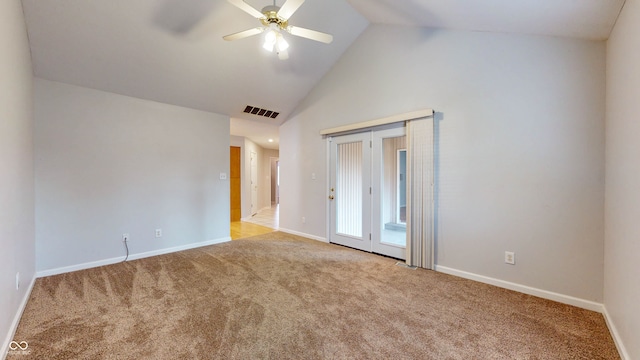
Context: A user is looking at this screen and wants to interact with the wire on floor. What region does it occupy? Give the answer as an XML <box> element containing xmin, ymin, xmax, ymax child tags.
<box><xmin>123</xmin><ymin>240</ymin><xmax>129</xmax><ymax>262</ymax></box>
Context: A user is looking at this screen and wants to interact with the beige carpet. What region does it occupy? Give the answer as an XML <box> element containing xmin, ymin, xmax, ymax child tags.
<box><xmin>13</xmin><ymin>232</ymin><xmax>619</xmax><ymax>359</ymax></box>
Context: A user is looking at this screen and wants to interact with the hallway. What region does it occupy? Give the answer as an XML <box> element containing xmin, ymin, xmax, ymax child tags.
<box><xmin>230</xmin><ymin>205</ymin><xmax>279</xmax><ymax>240</ymax></box>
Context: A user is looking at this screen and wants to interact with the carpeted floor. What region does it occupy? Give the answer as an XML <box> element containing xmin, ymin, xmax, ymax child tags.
<box><xmin>12</xmin><ymin>232</ymin><xmax>619</xmax><ymax>359</ymax></box>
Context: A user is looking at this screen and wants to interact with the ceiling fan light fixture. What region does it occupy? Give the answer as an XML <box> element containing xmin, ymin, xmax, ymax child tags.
<box><xmin>263</xmin><ymin>41</ymin><xmax>275</xmax><ymax>52</ymax></box>
<box><xmin>263</xmin><ymin>29</ymin><xmax>277</xmax><ymax>52</ymax></box>
<box><xmin>276</xmin><ymin>33</ymin><xmax>289</xmax><ymax>51</ymax></box>
<box><xmin>225</xmin><ymin>0</ymin><xmax>333</xmax><ymax>58</ymax></box>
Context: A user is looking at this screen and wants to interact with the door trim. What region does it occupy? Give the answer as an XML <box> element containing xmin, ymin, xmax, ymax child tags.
<box><xmin>320</xmin><ymin>109</ymin><xmax>433</xmax><ymax>135</ymax></box>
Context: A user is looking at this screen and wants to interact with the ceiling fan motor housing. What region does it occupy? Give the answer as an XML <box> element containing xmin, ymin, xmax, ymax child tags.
<box><xmin>260</xmin><ymin>5</ymin><xmax>288</xmax><ymax>30</ymax></box>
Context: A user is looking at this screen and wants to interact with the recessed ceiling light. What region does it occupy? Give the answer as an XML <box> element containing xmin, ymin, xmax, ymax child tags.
<box><xmin>268</xmin><ymin>139</ymin><xmax>274</xmax><ymax>143</ymax></box>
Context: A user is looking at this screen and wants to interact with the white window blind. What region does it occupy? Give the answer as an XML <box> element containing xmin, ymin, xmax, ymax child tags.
<box><xmin>405</xmin><ymin>117</ymin><xmax>434</xmax><ymax>269</ymax></box>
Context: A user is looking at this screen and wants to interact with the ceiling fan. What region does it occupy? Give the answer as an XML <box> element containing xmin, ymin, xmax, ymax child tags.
<box><xmin>223</xmin><ymin>0</ymin><xmax>333</xmax><ymax>60</ymax></box>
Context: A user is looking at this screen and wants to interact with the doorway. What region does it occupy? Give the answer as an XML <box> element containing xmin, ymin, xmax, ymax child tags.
<box><xmin>328</xmin><ymin>127</ymin><xmax>407</xmax><ymax>259</ymax></box>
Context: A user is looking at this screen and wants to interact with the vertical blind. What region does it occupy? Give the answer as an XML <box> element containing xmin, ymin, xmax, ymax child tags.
<box><xmin>406</xmin><ymin>117</ymin><xmax>434</xmax><ymax>269</ymax></box>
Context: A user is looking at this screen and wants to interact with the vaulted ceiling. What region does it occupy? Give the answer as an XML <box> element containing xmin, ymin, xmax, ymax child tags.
<box><xmin>21</xmin><ymin>0</ymin><xmax>625</xmax><ymax>149</ymax></box>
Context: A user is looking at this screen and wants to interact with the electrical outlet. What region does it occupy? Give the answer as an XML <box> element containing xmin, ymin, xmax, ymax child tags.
<box><xmin>302</xmin><ymin>217</ymin><xmax>306</xmax><ymax>224</ymax></box>
<box><xmin>155</xmin><ymin>229</ymin><xmax>162</xmax><ymax>238</ymax></box>
<box><xmin>16</xmin><ymin>272</ymin><xmax>20</xmax><ymax>290</ymax></box>
<box><xmin>122</xmin><ymin>233</ymin><xmax>129</xmax><ymax>242</ymax></box>
<box><xmin>505</xmin><ymin>251</ymin><xmax>515</xmax><ymax>265</ymax></box>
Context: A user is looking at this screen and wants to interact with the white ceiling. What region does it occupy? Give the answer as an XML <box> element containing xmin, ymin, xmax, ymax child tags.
<box><xmin>347</xmin><ymin>0</ymin><xmax>625</xmax><ymax>40</ymax></box>
<box><xmin>21</xmin><ymin>0</ymin><xmax>625</xmax><ymax>149</ymax></box>
<box><xmin>231</xmin><ymin>117</ymin><xmax>280</xmax><ymax>149</ymax></box>
<box><xmin>21</xmin><ymin>0</ymin><xmax>369</xmax><ymax>150</ymax></box>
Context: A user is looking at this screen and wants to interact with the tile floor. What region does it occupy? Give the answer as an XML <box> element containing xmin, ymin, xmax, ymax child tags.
<box><xmin>230</xmin><ymin>221</ymin><xmax>274</xmax><ymax>240</ymax></box>
<box><xmin>230</xmin><ymin>204</ymin><xmax>280</xmax><ymax>240</ymax></box>
<box><xmin>243</xmin><ymin>204</ymin><xmax>279</xmax><ymax>229</ymax></box>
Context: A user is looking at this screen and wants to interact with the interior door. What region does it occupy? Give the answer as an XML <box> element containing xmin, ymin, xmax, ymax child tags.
<box><xmin>329</xmin><ymin>132</ymin><xmax>371</xmax><ymax>252</ymax></box>
<box><xmin>230</xmin><ymin>146</ymin><xmax>242</xmax><ymax>222</ymax></box>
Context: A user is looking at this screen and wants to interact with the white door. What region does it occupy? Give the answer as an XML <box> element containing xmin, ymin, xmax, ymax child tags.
<box><xmin>371</xmin><ymin>127</ymin><xmax>407</xmax><ymax>259</ymax></box>
<box><xmin>329</xmin><ymin>132</ymin><xmax>372</xmax><ymax>252</ymax></box>
<box><xmin>329</xmin><ymin>127</ymin><xmax>407</xmax><ymax>259</ymax></box>
<box><xmin>250</xmin><ymin>151</ymin><xmax>258</xmax><ymax>215</ymax></box>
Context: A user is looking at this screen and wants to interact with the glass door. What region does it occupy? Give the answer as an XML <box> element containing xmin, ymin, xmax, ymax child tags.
<box><xmin>372</xmin><ymin>127</ymin><xmax>407</xmax><ymax>259</ymax></box>
<box><xmin>329</xmin><ymin>132</ymin><xmax>371</xmax><ymax>252</ymax></box>
<box><xmin>328</xmin><ymin>127</ymin><xmax>407</xmax><ymax>259</ymax></box>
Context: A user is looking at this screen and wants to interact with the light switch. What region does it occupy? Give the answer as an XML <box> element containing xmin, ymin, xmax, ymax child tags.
<box><xmin>219</xmin><ymin>173</ymin><xmax>227</xmax><ymax>180</ymax></box>
<box><xmin>311</xmin><ymin>173</ymin><xmax>316</xmax><ymax>180</ymax></box>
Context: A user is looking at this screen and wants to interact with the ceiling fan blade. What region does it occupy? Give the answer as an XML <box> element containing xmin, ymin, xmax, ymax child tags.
<box><xmin>223</xmin><ymin>27</ymin><xmax>265</xmax><ymax>41</ymax></box>
<box><xmin>278</xmin><ymin>0</ymin><xmax>305</xmax><ymax>20</ymax></box>
<box><xmin>287</xmin><ymin>26</ymin><xmax>333</xmax><ymax>44</ymax></box>
<box><xmin>227</xmin><ymin>0</ymin><xmax>265</xmax><ymax>19</ymax></box>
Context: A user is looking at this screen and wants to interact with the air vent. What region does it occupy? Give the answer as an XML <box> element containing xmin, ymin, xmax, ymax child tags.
<box><xmin>243</xmin><ymin>105</ymin><xmax>279</xmax><ymax>119</ymax></box>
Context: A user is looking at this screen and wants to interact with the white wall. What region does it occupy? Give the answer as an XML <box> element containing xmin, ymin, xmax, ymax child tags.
<box><xmin>230</xmin><ymin>135</ymin><xmax>245</xmax><ymax>148</ymax></box>
<box><xmin>604</xmin><ymin>0</ymin><xmax>640</xmax><ymax>358</ymax></box>
<box><xmin>0</xmin><ymin>0</ymin><xmax>35</xmax><ymax>354</ymax></box>
<box><xmin>261</xmin><ymin>149</ymin><xmax>279</xmax><ymax>209</ymax></box>
<box><xmin>281</xmin><ymin>25</ymin><xmax>606</xmax><ymax>303</ymax></box>
<box><xmin>35</xmin><ymin>79</ymin><xmax>230</xmax><ymax>273</ymax></box>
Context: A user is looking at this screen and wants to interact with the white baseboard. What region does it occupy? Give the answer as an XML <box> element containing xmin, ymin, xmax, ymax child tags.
<box><xmin>37</xmin><ymin>255</ymin><xmax>124</xmax><ymax>278</ymax></box>
<box><xmin>434</xmin><ymin>265</ymin><xmax>604</xmax><ymax>313</ymax></box>
<box><xmin>125</xmin><ymin>237</ymin><xmax>231</xmax><ymax>262</ymax></box>
<box><xmin>36</xmin><ymin>237</ymin><xmax>231</xmax><ymax>278</ymax></box>
<box><xmin>602</xmin><ymin>305</ymin><xmax>630</xmax><ymax>360</ymax></box>
<box><xmin>1</xmin><ymin>275</ymin><xmax>36</xmax><ymax>360</ymax></box>
<box><xmin>278</xmin><ymin>228</ymin><xmax>328</xmax><ymax>243</ymax></box>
